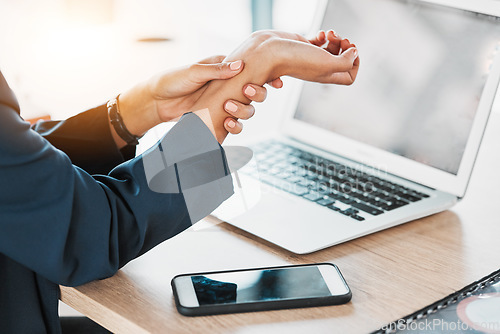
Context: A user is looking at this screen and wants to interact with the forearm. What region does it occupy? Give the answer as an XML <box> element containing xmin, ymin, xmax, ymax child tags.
<box><xmin>32</xmin><ymin>104</ymin><xmax>134</xmax><ymax>174</ymax></box>
<box><xmin>112</xmin><ymin>82</ymin><xmax>160</xmax><ymax>149</ymax></box>
<box><xmin>1</xmin><ymin>105</ymin><xmax>226</xmax><ymax>286</ymax></box>
<box><xmin>191</xmin><ymin>30</ymin><xmax>358</xmax><ymax>143</ymax></box>
<box><xmin>114</xmin><ymin>30</ymin><xmax>358</xmax><ymax>145</ymax></box>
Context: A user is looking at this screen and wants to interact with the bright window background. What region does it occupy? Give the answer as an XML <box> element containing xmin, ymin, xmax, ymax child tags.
<box><xmin>0</xmin><ymin>0</ymin><xmax>317</xmax><ymax>120</ymax></box>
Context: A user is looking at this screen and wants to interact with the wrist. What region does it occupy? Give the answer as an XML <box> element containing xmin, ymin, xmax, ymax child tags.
<box><xmin>108</xmin><ymin>110</ymin><xmax>128</xmax><ymax>149</ymax></box>
<box><xmin>259</xmin><ymin>37</ymin><xmax>288</xmax><ymax>79</ymax></box>
<box><xmin>107</xmin><ymin>96</ymin><xmax>143</xmax><ymax>147</ymax></box>
<box><xmin>118</xmin><ymin>82</ymin><xmax>161</xmax><ymax>137</ymax></box>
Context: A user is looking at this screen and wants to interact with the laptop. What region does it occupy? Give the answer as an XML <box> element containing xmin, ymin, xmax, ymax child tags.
<box><xmin>212</xmin><ymin>0</ymin><xmax>500</xmax><ymax>254</ymax></box>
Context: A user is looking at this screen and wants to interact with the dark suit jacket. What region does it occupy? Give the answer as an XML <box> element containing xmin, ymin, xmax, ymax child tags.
<box><xmin>0</xmin><ymin>71</ymin><xmax>228</xmax><ymax>333</ymax></box>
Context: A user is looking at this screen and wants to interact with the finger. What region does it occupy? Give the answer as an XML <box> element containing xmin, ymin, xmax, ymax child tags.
<box><xmin>327</xmin><ymin>47</ymin><xmax>359</xmax><ymax>85</ymax></box>
<box><xmin>309</xmin><ymin>30</ymin><xmax>326</xmax><ymax>47</ymax></box>
<box><xmin>198</xmin><ymin>55</ymin><xmax>226</xmax><ymax>64</ymax></box>
<box><xmin>324</xmin><ymin>30</ymin><xmax>342</xmax><ymax>55</ymax></box>
<box><xmin>224</xmin><ymin>100</ymin><xmax>256</xmax><ymax>120</ymax></box>
<box><xmin>340</xmin><ymin>38</ymin><xmax>353</xmax><ymax>53</ymax></box>
<box><xmin>281</xmin><ymin>38</ymin><xmax>358</xmax><ymax>84</ymax></box>
<box><xmin>224</xmin><ymin>118</ymin><xmax>243</xmax><ymax>135</ymax></box>
<box><xmin>243</xmin><ymin>84</ymin><xmax>267</xmax><ymax>102</ymax></box>
<box><xmin>189</xmin><ymin>60</ymin><xmax>244</xmax><ymax>84</ymax></box>
<box><xmin>268</xmin><ymin>78</ymin><xmax>283</xmax><ymax>89</ymax></box>
<box><xmin>353</xmin><ymin>46</ymin><xmax>360</xmax><ymax>64</ymax></box>
<box><xmin>351</xmin><ymin>47</ymin><xmax>360</xmax><ymax>78</ymax></box>
<box><xmin>350</xmin><ymin>43</ymin><xmax>360</xmax><ymax>62</ymax></box>
<box><xmin>331</xmin><ymin>46</ymin><xmax>358</xmax><ymax>73</ymax></box>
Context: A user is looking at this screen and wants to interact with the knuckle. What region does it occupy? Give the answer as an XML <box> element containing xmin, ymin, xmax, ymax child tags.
<box><xmin>213</xmin><ymin>55</ymin><xmax>226</xmax><ymax>62</ymax></box>
<box><xmin>188</xmin><ymin>63</ymin><xmax>200</xmax><ymax>72</ymax></box>
<box><xmin>250</xmin><ymin>30</ymin><xmax>276</xmax><ymax>44</ymax></box>
<box><xmin>215</xmin><ymin>62</ymin><xmax>226</xmax><ymax>72</ymax></box>
<box><xmin>341</xmin><ymin>59</ymin><xmax>354</xmax><ymax>71</ymax></box>
<box><xmin>340</xmin><ymin>77</ymin><xmax>355</xmax><ymax>86</ymax></box>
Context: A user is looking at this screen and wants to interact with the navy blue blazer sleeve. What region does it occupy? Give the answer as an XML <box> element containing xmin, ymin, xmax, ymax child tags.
<box><xmin>31</xmin><ymin>104</ymin><xmax>135</xmax><ymax>175</ymax></box>
<box><xmin>0</xmin><ymin>74</ymin><xmax>222</xmax><ymax>287</ymax></box>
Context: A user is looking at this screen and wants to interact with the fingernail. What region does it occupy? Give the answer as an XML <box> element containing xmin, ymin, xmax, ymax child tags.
<box><xmin>227</xmin><ymin>120</ymin><xmax>236</xmax><ymax>128</ymax></box>
<box><xmin>332</xmin><ymin>30</ymin><xmax>338</xmax><ymax>37</ymax></box>
<box><xmin>353</xmin><ymin>48</ymin><xmax>358</xmax><ymax>58</ymax></box>
<box><xmin>225</xmin><ymin>101</ymin><xmax>238</xmax><ymax>113</ymax></box>
<box><xmin>230</xmin><ymin>60</ymin><xmax>243</xmax><ymax>71</ymax></box>
<box><xmin>244</xmin><ymin>85</ymin><xmax>256</xmax><ymax>97</ymax></box>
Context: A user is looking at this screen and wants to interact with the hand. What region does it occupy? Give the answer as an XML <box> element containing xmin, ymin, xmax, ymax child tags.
<box><xmin>221</xmin><ymin>30</ymin><xmax>357</xmax><ymax>135</ymax></box>
<box><xmin>246</xmin><ymin>30</ymin><xmax>359</xmax><ymax>85</ymax></box>
<box><xmin>223</xmin><ymin>80</ymin><xmax>283</xmax><ymax>135</ymax></box>
<box><xmin>113</xmin><ymin>56</ymin><xmax>281</xmax><ymax>147</ymax></box>
<box><xmin>117</xmin><ymin>56</ymin><xmax>244</xmax><ymax>138</ymax></box>
<box><xmin>307</xmin><ymin>29</ymin><xmax>360</xmax><ymax>85</ymax></box>
<box><xmin>190</xmin><ymin>29</ymin><xmax>360</xmax><ymax>142</ymax></box>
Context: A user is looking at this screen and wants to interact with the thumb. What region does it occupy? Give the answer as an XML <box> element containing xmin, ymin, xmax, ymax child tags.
<box><xmin>324</xmin><ymin>47</ymin><xmax>359</xmax><ymax>85</ymax></box>
<box><xmin>335</xmin><ymin>47</ymin><xmax>358</xmax><ymax>72</ymax></box>
<box><xmin>189</xmin><ymin>60</ymin><xmax>244</xmax><ymax>84</ymax></box>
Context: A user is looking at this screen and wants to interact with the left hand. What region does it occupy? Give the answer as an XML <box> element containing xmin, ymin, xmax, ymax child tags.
<box><xmin>172</xmin><ymin>55</ymin><xmax>283</xmax><ymax>135</ymax></box>
<box><xmin>222</xmin><ymin>80</ymin><xmax>283</xmax><ymax>135</ymax></box>
<box><xmin>117</xmin><ymin>56</ymin><xmax>282</xmax><ymax>143</ymax></box>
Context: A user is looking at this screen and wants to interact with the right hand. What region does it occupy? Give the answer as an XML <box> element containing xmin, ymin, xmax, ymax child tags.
<box><xmin>194</xmin><ymin>29</ymin><xmax>360</xmax><ymax>142</ymax></box>
<box><xmin>306</xmin><ymin>29</ymin><xmax>360</xmax><ymax>85</ymax></box>
<box><xmin>239</xmin><ymin>29</ymin><xmax>360</xmax><ymax>86</ymax></box>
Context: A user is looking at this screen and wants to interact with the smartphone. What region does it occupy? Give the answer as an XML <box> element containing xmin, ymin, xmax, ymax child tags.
<box><xmin>171</xmin><ymin>263</ymin><xmax>351</xmax><ymax>316</ymax></box>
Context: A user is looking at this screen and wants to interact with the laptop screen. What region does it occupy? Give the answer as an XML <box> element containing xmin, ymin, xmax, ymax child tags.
<box><xmin>294</xmin><ymin>0</ymin><xmax>500</xmax><ymax>175</ymax></box>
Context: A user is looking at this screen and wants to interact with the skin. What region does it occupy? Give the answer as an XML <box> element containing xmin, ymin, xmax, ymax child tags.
<box><xmin>114</xmin><ymin>30</ymin><xmax>359</xmax><ymax>146</ymax></box>
<box><xmin>192</xmin><ymin>29</ymin><xmax>359</xmax><ymax>143</ymax></box>
<box><xmin>110</xmin><ymin>56</ymin><xmax>279</xmax><ymax>148</ymax></box>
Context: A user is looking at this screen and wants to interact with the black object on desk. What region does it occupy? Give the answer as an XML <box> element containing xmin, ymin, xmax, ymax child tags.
<box><xmin>373</xmin><ymin>268</ymin><xmax>500</xmax><ymax>333</ymax></box>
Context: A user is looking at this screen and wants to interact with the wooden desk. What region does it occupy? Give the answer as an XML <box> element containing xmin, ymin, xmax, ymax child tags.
<box><xmin>60</xmin><ymin>113</ymin><xmax>500</xmax><ymax>334</ymax></box>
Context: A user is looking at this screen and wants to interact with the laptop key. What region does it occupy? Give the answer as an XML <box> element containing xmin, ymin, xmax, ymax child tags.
<box><xmin>287</xmin><ymin>175</ymin><xmax>302</xmax><ymax>183</ymax></box>
<box><xmin>380</xmin><ymin>200</ymin><xmax>409</xmax><ymax>211</ymax></box>
<box><xmin>349</xmin><ymin>201</ymin><xmax>384</xmax><ymax>215</ymax></box>
<box><xmin>275</xmin><ymin>172</ymin><xmax>293</xmax><ymax>180</ymax></box>
<box><xmin>297</xmin><ymin>178</ymin><xmax>315</xmax><ymax>188</ymax></box>
<box><xmin>340</xmin><ymin>210</ymin><xmax>352</xmax><ymax>217</ymax></box>
<box><xmin>363</xmin><ymin>197</ymin><xmax>386</xmax><ymax>209</ymax></box>
<box><xmin>260</xmin><ymin>175</ymin><xmax>307</xmax><ymax>195</ymax></box>
<box><xmin>254</xmin><ymin>142</ymin><xmax>426</xmax><ymax>215</ymax></box>
<box><xmin>328</xmin><ymin>205</ymin><xmax>342</xmax><ymax>211</ymax></box>
<box><xmin>317</xmin><ymin>197</ymin><xmax>335</xmax><ymax>206</ymax></box>
<box><xmin>334</xmin><ymin>195</ymin><xmax>354</xmax><ymax>205</ymax></box>
<box><xmin>400</xmin><ymin>193</ymin><xmax>421</xmax><ymax>202</ymax></box>
<box><xmin>303</xmin><ymin>192</ymin><xmax>322</xmax><ymax>202</ymax></box>
<box><xmin>416</xmin><ymin>191</ymin><xmax>430</xmax><ymax>198</ymax></box>
<box><xmin>288</xmin><ymin>185</ymin><xmax>309</xmax><ymax>196</ymax></box>
<box><xmin>351</xmin><ymin>215</ymin><xmax>365</xmax><ymax>221</ymax></box>
<box><xmin>343</xmin><ymin>208</ymin><xmax>359</xmax><ymax>215</ymax></box>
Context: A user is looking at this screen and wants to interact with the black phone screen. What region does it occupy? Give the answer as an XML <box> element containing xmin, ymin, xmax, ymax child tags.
<box><xmin>190</xmin><ymin>265</ymin><xmax>337</xmax><ymax>306</ymax></box>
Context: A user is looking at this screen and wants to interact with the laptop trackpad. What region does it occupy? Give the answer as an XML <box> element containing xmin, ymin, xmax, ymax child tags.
<box><xmin>213</xmin><ymin>184</ymin><xmax>363</xmax><ymax>254</ymax></box>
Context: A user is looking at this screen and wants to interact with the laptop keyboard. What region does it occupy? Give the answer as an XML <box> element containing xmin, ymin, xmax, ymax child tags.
<box><xmin>241</xmin><ymin>141</ymin><xmax>429</xmax><ymax>221</ymax></box>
